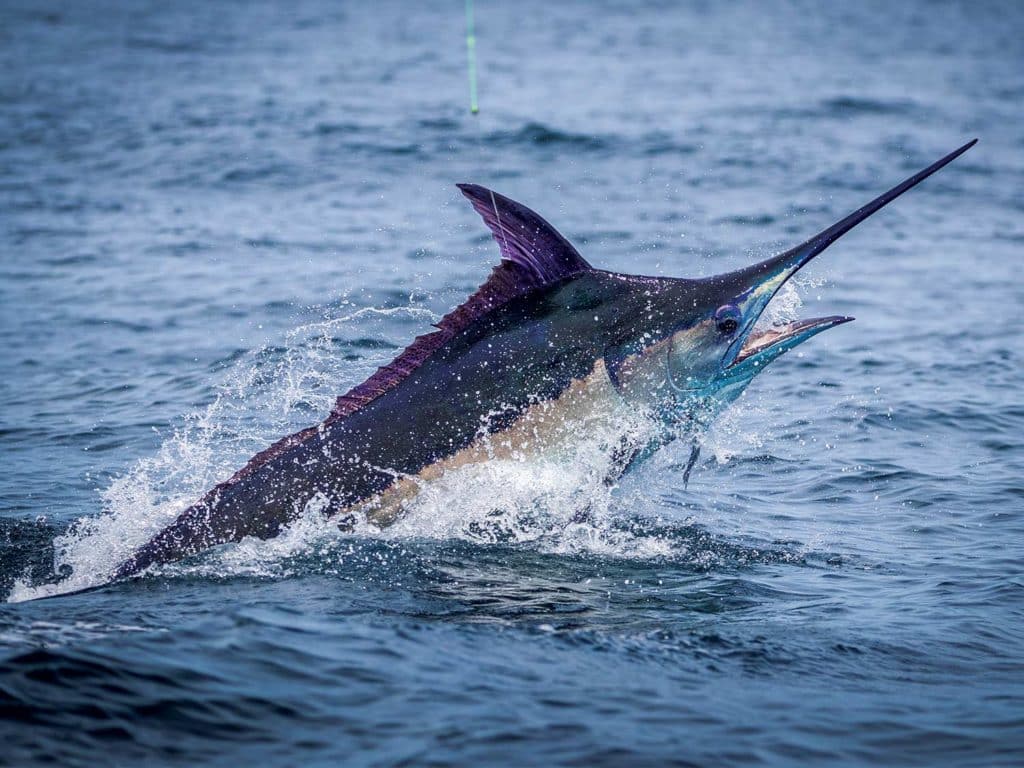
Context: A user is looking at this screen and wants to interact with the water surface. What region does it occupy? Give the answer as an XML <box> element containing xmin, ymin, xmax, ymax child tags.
<box><xmin>2</xmin><ymin>1</ymin><xmax>1023</xmax><ymax>765</ymax></box>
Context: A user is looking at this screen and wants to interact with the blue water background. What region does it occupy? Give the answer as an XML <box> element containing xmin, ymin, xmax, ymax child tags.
<box><xmin>1</xmin><ymin>0</ymin><xmax>1023</xmax><ymax>765</ymax></box>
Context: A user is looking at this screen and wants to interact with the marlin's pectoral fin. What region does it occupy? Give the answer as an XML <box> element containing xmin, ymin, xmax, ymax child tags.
<box><xmin>682</xmin><ymin>441</ymin><xmax>701</xmax><ymax>488</ymax></box>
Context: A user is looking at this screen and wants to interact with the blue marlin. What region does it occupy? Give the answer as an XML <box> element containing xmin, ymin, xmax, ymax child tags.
<box><xmin>111</xmin><ymin>140</ymin><xmax>975</xmax><ymax>580</ymax></box>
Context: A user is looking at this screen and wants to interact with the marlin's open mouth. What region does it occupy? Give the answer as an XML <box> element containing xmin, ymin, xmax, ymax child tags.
<box><xmin>732</xmin><ymin>315</ymin><xmax>854</xmax><ymax>367</ymax></box>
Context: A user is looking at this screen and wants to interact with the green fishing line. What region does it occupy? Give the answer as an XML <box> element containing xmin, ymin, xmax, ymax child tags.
<box><xmin>465</xmin><ymin>0</ymin><xmax>478</xmax><ymax>114</ymax></box>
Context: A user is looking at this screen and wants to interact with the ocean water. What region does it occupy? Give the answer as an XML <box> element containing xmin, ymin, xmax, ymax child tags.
<box><xmin>2</xmin><ymin>0</ymin><xmax>1023</xmax><ymax>764</ymax></box>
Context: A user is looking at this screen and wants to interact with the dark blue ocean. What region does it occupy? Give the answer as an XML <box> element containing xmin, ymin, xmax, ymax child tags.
<box><xmin>2</xmin><ymin>1</ymin><xmax>1023</xmax><ymax>765</ymax></box>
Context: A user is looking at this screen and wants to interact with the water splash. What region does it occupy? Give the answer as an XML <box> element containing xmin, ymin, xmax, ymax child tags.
<box><xmin>753</xmin><ymin>276</ymin><xmax>826</xmax><ymax>331</ymax></box>
<box><xmin>9</xmin><ymin>305</ymin><xmax>440</xmax><ymax>600</ymax></box>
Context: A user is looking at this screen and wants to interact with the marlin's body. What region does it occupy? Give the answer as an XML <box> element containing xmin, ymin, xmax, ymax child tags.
<box><xmin>112</xmin><ymin>140</ymin><xmax>976</xmax><ymax>580</ymax></box>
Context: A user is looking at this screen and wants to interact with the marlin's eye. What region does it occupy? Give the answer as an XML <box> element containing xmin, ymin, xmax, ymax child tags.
<box><xmin>715</xmin><ymin>304</ymin><xmax>741</xmax><ymax>335</ymax></box>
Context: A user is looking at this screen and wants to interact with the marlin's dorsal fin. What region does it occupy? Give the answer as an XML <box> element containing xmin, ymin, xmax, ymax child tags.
<box><xmin>457</xmin><ymin>183</ymin><xmax>592</xmax><ymax>283</ymax></box>
<box><xmin>327</xmin><ymin>186</ymin><xmax>592</xmax><ymax>422</ymax></box>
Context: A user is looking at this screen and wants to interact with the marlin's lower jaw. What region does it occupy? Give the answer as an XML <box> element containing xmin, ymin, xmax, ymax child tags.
<box><xmin>728</xmin><ymin>315</ymin><xmax>854</xmax><ymax>376</ymax></box>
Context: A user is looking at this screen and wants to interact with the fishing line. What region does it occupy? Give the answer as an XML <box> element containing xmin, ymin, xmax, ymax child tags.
<box><xmin>463</xmin><ymin>1</ymin><xmax>505</xmax><ymax>254</ymax></box>
<box><xmin>465</xmin><ymin>0</ymin><xmax>479</xmax><ymax>114</ymax></box>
